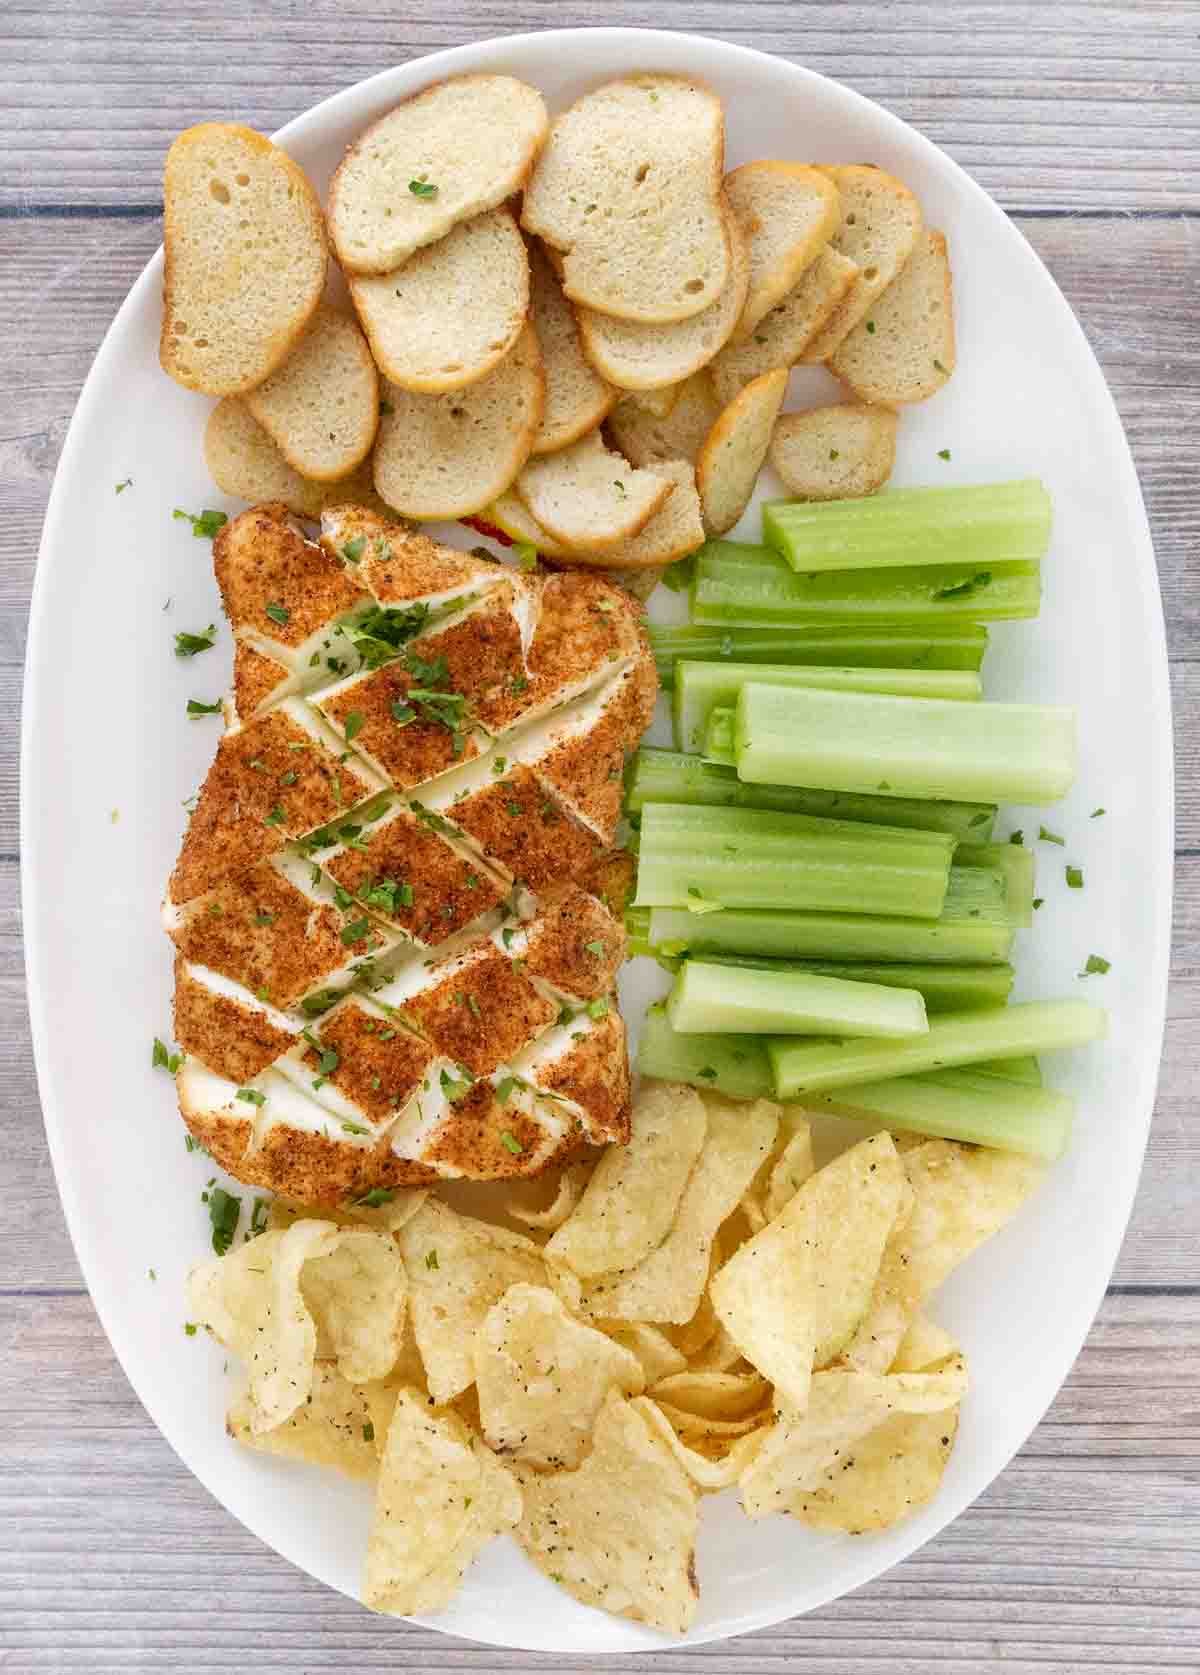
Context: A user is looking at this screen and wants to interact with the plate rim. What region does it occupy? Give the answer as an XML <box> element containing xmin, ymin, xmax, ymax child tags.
<box><xmin>21</xmin><ymin>24</ymin><xmax>1175</xmax><ymax>1653</ymax></box>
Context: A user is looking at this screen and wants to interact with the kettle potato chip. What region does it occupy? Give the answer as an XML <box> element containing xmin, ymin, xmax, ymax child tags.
<box><xmin>300</xmin><ymin>1227</ymin><xmax>408</xmax><ymax>1383</ymax></box>
<box><xmin>740</xmin><ymin>1358</ymin><xmax>968</xmax><ymax>1517</ymax></box>
<box><xmin>513</xmin><ymin>1391</ymin><xmax>700</xmax><ymax>1635</ymax></box>
<box><xmin>474</xmin><ymin>1283</ymin><xmax>644</xmax><ymax>1468</ymax></box>
<box><xmin>710</xmin><ymin>1131</ymin><xmax>906</xmax><ymax>1408</ymax></box>
<box><xmin>397</xmin><ymin>1199</ymin><xmax>547</xmax><ymax>1405</ymax></box>
<box><xmin>364</xmin><ymin>1388</ymin><xmax>522</xmax><ymax>1616</ymax></box>
<box><xmin>546</xmin><ymin>1082</ymin><xmax>707</xmax><ymax>1277</ymax></box>
<box><xmin>227</xmin><ymin>1361</ymin><xmax>400</xmax><ymax>1477</ymax></box>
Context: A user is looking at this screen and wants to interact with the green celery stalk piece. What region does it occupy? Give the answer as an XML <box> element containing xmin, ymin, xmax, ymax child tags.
<box><xmin>624</xmin><ymin>749</ymin><xmax>996</xmax><ymax>840</ymax></box>
<box><xmin>692</xmin><ymin>541</ymin><xmax>1041</xmax><ymax>626</ymax></box>
<box><xmin>704</xmin><ymin>707</ymin><xmax>737</xmax><ymax>765</ymax></box>
<box><xmin>642</xmin><ymin>863</ymin><xmax>1013</xmax><ymax>965</ymax></box>
<box><xmin>637</xmin><ymin>1004</ymin><xmax>773</xmax><ymax>1099</ymax></box>
<box><xmin>972</xmin><ymin>1055</ymin><xmax>1043</xmax><ymax>1085</ymax></box>
<box><xmin>633</xmin><ymin>801</ymin><xmax>955</xmax><ymax>920</ymax></box>
<box><xmin>648</xmin><ymin>621</ymin><xmax>989</xmax><ymax>685</ymax></box>
<box><xmin>689</xmin><ymin>954</ymin><xmax>1014</xmax><ymax>1014</ymax></box>
<box><xmin>761</xmin><ymin>478</ymin><xmax>1052</xmax><ymax>574</ymax></box>
<box><xmin>768</xmin><ymin>999</ymin><xmax>1107</xmax><ymax>1097</ymax></box>
<box><xmin>807</xmin><ymin>1068</ymin><xmax>1072</xmax><ymax>1160</ymax></box>
<box><xmin>672</xmin><ymin>658</ymin><xmax>982</xmax><ymax>753</ymax></box>
<box><xmin>956</xmin><ymin>840</ymin><xmax>1037</xmax><ymax>928</ymax></box>
<box><xmin>667</xmin><ymin>959</ymin><xmax>930</xmax><ymax>1038</ymax></box>
<box><xmin>735</xmin><ymin>683</ymin><xmax>1076</xmax><ymax>805</ymax></box>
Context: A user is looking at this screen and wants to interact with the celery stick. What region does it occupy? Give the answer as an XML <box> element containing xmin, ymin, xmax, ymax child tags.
<box><xmin>648</xmin><ymin>622</ymin><xmax>989</xmax><ymax>686</ymax></box>
<box><xmin>672</xmin><ymin>659</ymin><xmax>982</xmax><ymax>753</ymax></box>
<box><xmin>762</xmin><ymin>479</ymin><xmax>1052</xmax><ymax>574</ymax></box>
<box><xmin>642</xmin><ymin>864</ymin><xmax>1013</xmax><ymax>964</ymax></box>
<box><xmin>768</xmin><ymin>999</ymin><xmax>1107</xmax><ymax>1097</ymax></box>
<box><xmin>667</xmin><ymin>960</ymin><xmax>930</xmax><ymax>1038</ymax></box>
<box><xmin>957</xmin><ymin>841</ymin><xmax>1036</xmax><ymax>928</ymax></box>
<box><xmin>633</xmin><ymin>802</ymin><xmax>955</xmax><ymax>920</ymax></box>
<box><xmin>638</xmin><ymin>1004</ymin><xmax>772</xmax><ymax>1099</ymax></box>
<box><xmin>705</xmin><ymin>708</ymin><xmax>736</xmax><ymax>765</ymax></box>
<box><xmin>692</xmin><ymin>542</ymin><xmax>1041</xmax><ymax>626</ymax></box>
<box><xmin>974</xmin><ymin>1055</ymin><xmax>1043</xmax><ymax>1085</ymax></box>
<box><xmin>690</xmin><ymin>955</ymin><xmax>1014</xmax><ymax>1014</ymax></box>
<box><xmin>625</xmin><ymin>750</ymin><xmax>997</xmax><ymax>841</ymax></box>
<box><xmin>735</xmin><ymin>684</ymin><xmax>1076</xmax><ymax>805</ymax></box>
<box><xmin>806</xmin><ymin>1070</ymin><xmax>1072</xmax><ymax>1161</ymax></box>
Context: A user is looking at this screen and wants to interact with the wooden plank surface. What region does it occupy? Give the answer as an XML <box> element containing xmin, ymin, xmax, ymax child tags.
<box><xmin>2</xmin><ymin>5</ymin><xmax>1197</xmax><ymax>1671</ymax></box>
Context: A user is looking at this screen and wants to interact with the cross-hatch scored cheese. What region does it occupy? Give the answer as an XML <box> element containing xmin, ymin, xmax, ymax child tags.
<box><xmin>166</xmin><ymin>502</ymin><xmax>657</xmax><ymax>1202</ymax></box>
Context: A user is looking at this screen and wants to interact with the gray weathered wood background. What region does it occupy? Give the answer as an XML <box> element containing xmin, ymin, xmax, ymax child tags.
<box><xmin>2</xmin><ymin>2</ymin><xmax>1197</xmax><ymax>1669</ymax></box>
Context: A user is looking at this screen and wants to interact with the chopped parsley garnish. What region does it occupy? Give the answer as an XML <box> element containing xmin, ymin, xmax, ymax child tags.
<box><xmin>254</xmin><ymin>911</ymin><xmax>276</xmax><ymax>926</ymax></box>
<box><xmin>408</xmin><ymin>176</ymin><xmax>439</xmax><ymax>198</ymax></box>
<box><xmin>500</xmin><ymin>1131</ymin><xmax>524</xmax><ymax>1156</ymax></box>
<box><xmin>697</xmin><ymin>1066</ymin><xmax>718</xmax><ymax>1081</ymax></box>
<box><xmin>362</xmin><ymin>1422</ymin><xmax>375</xmax><ymax>1443</ymax></box>
<box><xmin>174</xmin><ymin>624</ymin><xmax>216</xmax><ymax>658</ymax></box>
<box><xmin>586</xmin><ymin>996</ymin><xmax>610</xmax><ymax>1020</ymax></box>
<box><xmin>584</xmin><ymin>940</ymin><xmax>605</xmax><ymax>957</ymax></box>
<box><xmin>341</xmin><ymin>535</ymin><xmax>367</xmax><ymax>564</ymax></box>
<box><xmin>660</xmin><ymin>554</ymin><xmax>695</xmax><ymax>593</ymax></box>
<box><xmin>302</xmin><ymin>988</ymin><xmax>342</xmax><ymax>1016</ymax></box>
<box><xmin>1080</xmin><ymin>953</ymin><xmax>1110</xmax><ymax>976</ymax></box>
<box><xmin>343</xmin><ymin>710</ymin><xmax>365</xmax><ymax>743</ymax></box>
<box><xmin>173</xmin><ymin>507</ymin><xmax>228</xmax><ymax>539</ymax></box>
<box><xmin>1065</xmin><ymin>865</ymin><xmax>1084</xmax><ymax>889</ymax></box>
<box><xmin>425</xmin><ymin>1248</ymin><xmax>440</xmax><ymax>1270</ymax></box>
<box><xmin>1032</xmin><ymin>897</ymin><xmax>1045</xmax><ymax>910</ymax></box>
<box><xmin>184</xmin><ymin>1322</ymin><xmax>198</xmax><ymax>1336</ymax></box>
<box><xmin>207</xmin><ymin>1186</ymin><xmax>241</xmax><ymax>1256</ymax></box>
<box><xmin>1009</xmin><ymin>830</ymin><xmax>1024</xmax><ymax>845</ymax></box>
<box><xmin>340</xmin><ymin>917</ymin><xmax>371</xmax><ymax>945</ymax></box>
<box><xmin>509</xmin><ymin>673</ymin><xmax>530</xmax><ymax>696</ymax></box>
<box><xmin>151</xmin><ymin>1037</ymin><xmax>182</xmax><ymax>1073</ymax></box>
<box><xmin>249</xmin><ymin>1197</ymin><xmax>270</xmax><ymax>1237</ymax></box>
<box><xmin>354</xmin><ymin>1187</ymin><xmax>395</xmax><ymax>1208</ymax></box>
<box><xmin>938</xmin><ymin>448</ymin><xmax>951</xmax><ymax>461</ymax></box>
<box><xmin>361</xmin><ymin>878</ymin><xmax>413</xmax><ymax>914</ymax></box>
<box><xmin>439</xmin><ymin>1067</ymin><xmax>473</xmax><ymax>1103</ymax></box>
<box><xmin>264</xmin><ymin>602</ymin><xmax>290</xmax><ymax>627</ymax></box>
<box><xmin>930</xmin><ymin>571</ymin><xmax>992</xmax><ymax>601</ymax></box>
<box><xmin>1038</xmin><ymin>825</ymin><xmax>1065</xmax><ymax>846</ymax></box>
<box><xmin>409</xmin><ymin>801</ymin><xmax>458</xmax><ymax>837</ymax></box>
<box><xmin>115</xmin><ymin>477</ymin><xmax>132</xmax><ymax>494</ymax></box>
<box><xmin>262</xmin><ymin>805</ymin><xmax>287</xmax><ymax>827</ymax></box>
<box><xmin>318</xmin><ymin>1047</ymin><xmax>340</xmax><ymax>1075</ymax></box>
<box><xmin>186</xmin><ymin>697</ymin><xmax>223</xmax><ymax>717</ymax></box>
<box><xmin>513</xmin><ymin>542</ymin><xmax>538</xmax><ymax>572</ymax></box>
<box><xmin>236</xmin><ymin>1087</ymin><xmax>266</xmax><ymax>1106</ymax></box>
<box><xmin>495</xmin><ymin>1076</ymin><xmax>518</xmax><ymax>1105</ymax></box>
<box><xmin>341</xmin><ymin>1120</ymin><xmax>369</xmax><ymax>1136</ymax></box>
<box><xmin>344</xmin><ymin>602</ymin><xmax>430</xmax><ymax>668</ymax></box>
<box><xmin>1091</xmin><ymin>807</ymin><xmax>1106</xmax><ymax>818</ymax></box>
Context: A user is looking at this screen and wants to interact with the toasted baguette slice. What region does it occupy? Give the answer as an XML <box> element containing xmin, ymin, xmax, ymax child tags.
<box><xmin>515</xmin><ymin>430</ymin><xmax>675</xmax><ymax>551</ymax></box>
<box><xmin>350</xmin><ymin>208</ymin><xmax>530</xmax><ymax>393</ymax></box>
<box><xmin>572</xmin><ymin>460</ymin><xmax>704</xmax><ymax>571</ymax></box>
<box><xmin>528</xmin><ymin>241</ymin><xmax>618</xmax><ymax>454</ymax></box>
<box><xmin>709</xmin><ymin>247</ymin><xmax>858</xmax><ymax>405</ymax></box>
<box><xmin>800</xmin><ymin>166</ymin><xmax>923</xmax><ymax>363</ymax></box>
<box><xmin>521</xmin><ymin>74</ymin><xmax>730</xmax><ymax>324</ymax></box>
<box><xmin>161</xmin><ymin>124</ymin><xmax>327</xmax><ymax>396</ymax></box>
<box><xmin>831</xmin><ymin>230</ymin><xmax>956</xmax><ymax>404</ymax></box>
<box><xmin>696</xmin><ymin>367</ymin><xmax>788</xmax><ymax>536</ymax></box>
<box><xmin>243</xmin><ymin>305</ymin><xmax>378</xmax><ymax>481</ymax></box>
<box><xmin>328</xmin><ymin>75</ymin><xmax>548</xmax><ymax>275</ymax></box>
<box><xmin>724</xmin><ymin>162</ymin><xmax>841</xmax><ymax>339</ymax></box>
<box><xmin>574</xmin><ymin>199</ymin><xmax>749</xmax><ymax>391</ymax></box>
<box><xmin>373</xmin><ymin>323</ymin><xmax>544</xmax><ymax>518</ymax></box>
<box><xmin>768</xmin><ymin>404</ymin><xmax>899</xmax><ymax>499</ymax></box>
<box><xmin>205</xmin><ymin>399</ymin><xmax>388</xmax><ymax>518</ymax></box>
<box><xmin>625</xmin><ymin>384</ymin><xmax>681</xmax><ymax>419</ymax></box>
<box><xmin>494</xmin><ymin>460</ymin><xmax>701</xmax><ymax>572</ymax></box>
<box><xmin>487</xmin><ymin>489</ymin><xmax>575</xmax><ymax>559</ymax></box>
<box><xmin>607</xmin><ymin>373</ymin><xmax>720</xmax><ymax>469</ymax></box>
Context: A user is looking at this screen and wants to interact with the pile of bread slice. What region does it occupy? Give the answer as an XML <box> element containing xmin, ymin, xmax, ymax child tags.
<box><xmin>161</xmin><ymin>70</ymin><xmax>955</xmax><ymax>584</ymax></box>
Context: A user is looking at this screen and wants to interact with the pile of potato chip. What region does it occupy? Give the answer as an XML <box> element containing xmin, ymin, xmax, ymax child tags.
<box><xmin>187</xmin><ymin>1081</ymin><xmax>1044</xmax><ymax>1634</ymax></box>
